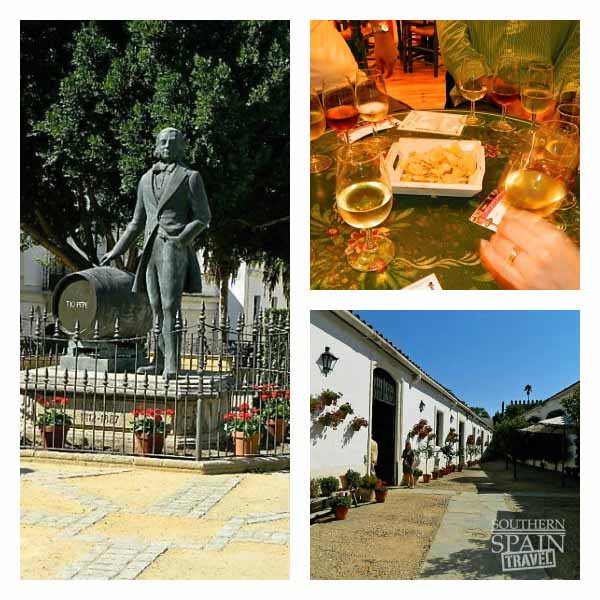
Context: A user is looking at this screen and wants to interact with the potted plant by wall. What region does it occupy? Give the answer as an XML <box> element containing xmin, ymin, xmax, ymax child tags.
<box><xmin>310</xmin><ymin>389</ymin><xmax>342</xmax><ymax>414</ymax></box>
<box><xmin>375</xmin><ymin>479</ymin><xmax>388</xmax><ymax>502</ymax></box>
<box><xmin>223</xmin><ymin>405</ymin><xmax>262</xmax><ymax>456</ymax></box>
<box><xmin>319</xmin><ymin>476</ymin><xmax>341</xmax><ymax>497</ymax></box>
<box><xmin>432</xmin><ymin>450</ymin><xmax>441</xmax><ymax>478</ymax></box>
<box><xmin>343</xmin><ymin>469</ymin><xmax>361</xmax><ymax>491</ymax></box>
<box><xmin>432</xmin><ymin>468</ymin><xmax>439</xmax><ymax>480</ymax></box>
<box><xmin>457</xmin><ymin>449</ymin><xmax>465</xmax><ymax>471</ymax></box>
<box><xmin>337</xmin><ymin>402</ymin><xmax>354</xmax><ymax>418</ymax></box>
<box><xmin>418</xmin><ymin>433</ymin><xmax>435</xmax><ymax>483</ymax></box>
<box><xmin>36</xmin><ymin>396</ymin><xmax>73</xmax><ymax>449</ymax></box>
<box><xmin>310</xmin><ymin>478</ymin><xmax>321</xmax><ymax>499</ymax></box>
<box><xmin>414</xmin><ymin>468</ymin><xmax>423</xmax><ymax>486</ymax></box>
<box><xmin>350</xmin><ymin>416</ymin><xmax>368</xmax><ymax>431</ymax></box>
<box><xmin>440</xmin><ymin>443</ymin><xmax>455</xmax><ymax>475</ymax></box>
<box><xmin>358</xmin><ymin>474</ymin><xmax>378</xmax><ymax>502</ymax></box>
<box><xmin>261</xmin><ymin>396</ymin><xmax>290</xmax><ymax>444</ymax></box>
<box><xmin>466</xmin><ymin>435</ymin><xmax>476</xmax><ymax>466</ymax></box>
<box><xmin>132</xmin><ymin>407</ymin><xmax>174</xmax><ymax>455</ymax></box>
<box><xmin>330</xmin><ymin>494</ymin><xmax>352</xmax><ymax>520</ymax></box>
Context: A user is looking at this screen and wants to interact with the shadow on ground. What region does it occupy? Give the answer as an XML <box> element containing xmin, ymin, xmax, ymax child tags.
<box><xmin>20</xmin><ymin>468</ymin><xmax>34</xmax><ymax>476</ymax></box>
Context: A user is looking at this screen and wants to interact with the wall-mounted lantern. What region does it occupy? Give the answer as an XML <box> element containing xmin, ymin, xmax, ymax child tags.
<box><xmin>318</xmin><ymin>346</ymin><xmax>338</xmax><ymax>376</ymax></box>
<box><xmin>450</xmin><ymin>414</ymin><xmax>454</xmax><ymax>424</ymax></box>
<box><xmin>419</xmin><ymin>400</ymin><xmax>426</xmax><ymax>412</ymax></box>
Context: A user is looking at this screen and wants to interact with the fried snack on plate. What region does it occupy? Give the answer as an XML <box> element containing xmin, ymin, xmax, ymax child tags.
<box><xmin>400</xmin><ymin>143</ymin><xmax>477</xmax><ymax>184</ymax></box>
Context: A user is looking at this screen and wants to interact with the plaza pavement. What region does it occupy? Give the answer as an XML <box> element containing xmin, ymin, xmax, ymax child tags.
<box><xmin>419</xmin><ymin>465</ymin><xmax>577</xmax><ymax>579</ymax></box>
<box><xmin>20</xmin><ymin>459</ymin><xmax>289</xmax><ymax>579</ymax></box>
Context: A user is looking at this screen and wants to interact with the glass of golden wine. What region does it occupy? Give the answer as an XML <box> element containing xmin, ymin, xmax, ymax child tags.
<box><xmin>520</xmin><ymin>62</ymin><xmax>554</xmax><ymax>138</ymax></box>
<box><xmin>503</xmin><ymin>120</ymin><xmax>578</xmax><ymax>219</ymax></box>
<box><xmin>310</xmin><ymin>90</ymin><xmax>333</xmax><ymax>174</ymax></box>
<box><xmin>557</xmin><ymin>103</ymin><xmax>580</xmax><ymax>128</ymax></box>
<box><xmin>336</xmin><ymin>141</ymin><xmax>394</xmax><ymax>272</ymax></box>
<box><xmin>458</xmin><ymin>56</ymin><xmax>488</xmax><ymax>127</ymax></box>
<box><xmin>489</xmin><ymin>55</ymin><xmax>520</xmax><ymax>132</ymax></box>
<box><xmin>355</xmin><ymin>68</ymin><xmax>389</xmax><ymax>151</ymax></box>
<box><xmin>323</xmin><ymin>76</ymin><xmax>359</xmax><ymax>145</ymax></box>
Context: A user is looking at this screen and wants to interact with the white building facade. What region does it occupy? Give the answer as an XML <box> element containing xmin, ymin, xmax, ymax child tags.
<box><xmin>311</xmin><ymin>310</ymin><xmax>493</xmax><ymax>484</ymax></box>
<box><xmin>20</xmin><ymin>246</ymin><xmax>287</xmax><ymax>330</ymax></box>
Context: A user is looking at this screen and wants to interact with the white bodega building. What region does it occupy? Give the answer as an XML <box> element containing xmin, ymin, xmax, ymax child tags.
<box><xmin>20</xmin><ymin>245</ymin><xmax>287</xmax><ymax>329</ymax></box>
<box><xmin>311</xmin><ymin>310</ymin><xmax>493</xmax><ymax>485</ymax></box>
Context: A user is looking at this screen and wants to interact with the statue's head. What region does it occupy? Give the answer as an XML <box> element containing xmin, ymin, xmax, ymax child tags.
<box><xmin>153</xmin><ymin>127</ymin><xmax>185</xmax><ymax>163</ymax></box>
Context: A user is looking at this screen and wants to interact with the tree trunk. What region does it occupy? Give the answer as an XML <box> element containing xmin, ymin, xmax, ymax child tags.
<box><xmin>219</xmin><ymin>273</ymin><xmax>229</xmax><ymax>327</ymax></box>
<box><xmin>21</xmin><ymin>223</ymin><xmax>92</xmax><ymax>272</ymax></box>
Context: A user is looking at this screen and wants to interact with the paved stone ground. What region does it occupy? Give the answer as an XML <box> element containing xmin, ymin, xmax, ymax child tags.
<box><xmin>21</xmin><ymin>461</ymin><xmax>289</xmax><ymax>579</ymax></box>
<box><xmin>419</xmin><ymin>465</ymin><xmax>578</xmax><ymax>580</ymax></box>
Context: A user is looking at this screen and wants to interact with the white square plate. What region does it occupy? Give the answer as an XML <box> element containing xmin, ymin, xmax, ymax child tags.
<box><xmin>385</xmin><ymin>138</ymin><xmax>486</xmax><ymax>197</ymax></box>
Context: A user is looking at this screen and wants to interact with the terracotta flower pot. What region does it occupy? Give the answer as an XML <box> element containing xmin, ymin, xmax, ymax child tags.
<box><xmin>458</xmin><ymin>464</ymin><xmax>464</xmax><ymax>472</ymax></box>
<box><xmin>422</xmin><ymin>473</ymin><xmax>431</xmax><ymax>483</ymax></box>
<box><xmin>334</xmin><ymin>506</ymin><xmax>349</xmax><ymax>520</ymax></box>
<box><xmin>265</xmin><ymin>418</ymin><xmax>288</xmax><ymax>445</ymax></box>
<box><xmin>438</xmin><ymin>469</ymin><xmax>444</xmax><ymax>478</ymax></box>
<box><xmin>39</xmin><ymin>425</ymin><xmax>70</xmax><ymax>449</ymax></box>
<box><xmin>432</xmin><ymin>471</ymin><xmax>438</xmax><ymax>480</ymax></box>
<box><xmin>451</xmin><ymin>465</ymin><xmax>456</xmax><ymax>472</ymax></box>
<box><xmin>358</xmin><ymin>488</ymin><xmax>375</xmax><ymax>503</ymax></box>
<box><xmin>233</xmin><ymin>432</ymin><xmax>260</xmax><ymax>456</ymax></box>
<box><xmin>375</xmin><ymin>489</ymin><xmax>388</xmax><ymax>503</ymax></box>
<box><xmin>134</xmin><ymin>431</ymin><xmax>164</xmax><ymax>455</ymax></box>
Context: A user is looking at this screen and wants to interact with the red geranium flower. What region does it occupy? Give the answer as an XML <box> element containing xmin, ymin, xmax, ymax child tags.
<box><xmin>326</xmin><ymin>227</ymin><xmax>339</xmax><ymax>238</ymax></box>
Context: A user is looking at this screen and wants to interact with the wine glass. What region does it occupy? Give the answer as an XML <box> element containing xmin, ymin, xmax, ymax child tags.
<box><xmin>355</xmin><ymin>68</ymin><xmax>389</xmax><ymax>151</ymax></box>
<box><xmin>520</xmin><ymin>62</ymin><xmax>554</xmax><ymax>136</ymax></box>
<box><xmin>336</xmin><ymin>141</ymin><xmax>394</xmax><ymax>272</ymax></box>
<box><xmin>458</xmin><ymin>56</ymin><xmax>488</xmax><ymax>127</ymax></box>
<box><xmin>310</xmin><ymin>90</ymin><xmax>333</xmax><ymax>174</ymax></box>
<box><xmin>558</xmin><ymin>77</ymin><xmax>580</xmax><ymax>105</ymax></box>
<box><xmin>490</xmin><ymin>55</ymin><xmax>520</xmax><ymax>132</ymax></box>
<box><xmin>323</xmin><ymin>76</ymin><xmax>359</xmax><ymax>144</ymax></box>
<box><xmin>536</xmin><ymin>119</ymin><xmax>579</xmax><ymax>210</ymax></box>
<box><xmin>502</xmin><ymin>121</ymin><xmax>577</xmax><ymax>219</ymax></box>
<box><xmin>557</xmin><ymin>103</ymin><xmax>580</xmax><ymax>128</ymax></box>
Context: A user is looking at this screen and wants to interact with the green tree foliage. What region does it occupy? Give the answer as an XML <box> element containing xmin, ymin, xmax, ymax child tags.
<box><xmin>561</xmin><ymin>386</ymin><xmax>580</xmax><ymax>429</ymax></box>
<box><xmin>21</xmin><ymin>20</ymin><xmax>289</xmax><ymax>301</ymax></box>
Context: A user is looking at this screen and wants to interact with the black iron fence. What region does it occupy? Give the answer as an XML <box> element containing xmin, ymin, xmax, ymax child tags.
<box><xmin>20</xmin><ymin>307</ymin><xmax>290</xmax><ymax>460</ymax></box>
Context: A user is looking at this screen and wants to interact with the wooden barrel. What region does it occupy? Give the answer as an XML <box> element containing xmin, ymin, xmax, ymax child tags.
<box><xmin>52</xmin><ymin>267</ymin><xmax>153</xmax><ymax>339</ymax></box>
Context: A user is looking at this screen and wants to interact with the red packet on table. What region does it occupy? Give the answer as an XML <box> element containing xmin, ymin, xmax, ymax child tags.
<box><xmin>469</xmin><ymin>189</ymin><xmax>508</xmax><ymax>232</ymax></box>
<box><xmin>403</xmin><ymin>273</ymin><xmax>443</xmax><ymax>290</ymax></box>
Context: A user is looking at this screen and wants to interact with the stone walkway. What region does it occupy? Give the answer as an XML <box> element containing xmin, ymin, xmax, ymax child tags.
<box><xmin>21</xmin><ymin>460</ymin><xmax>289</xmax><ymax>579</ymax></box>
<box><xmin>419</xmin><ymin>466</ymin><xmax>578</xmax><ymax>580</ymax></box>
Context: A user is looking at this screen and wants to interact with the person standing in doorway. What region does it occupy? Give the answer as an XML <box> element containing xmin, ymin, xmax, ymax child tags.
<box><xmin>370</xmin><ymin>437</ymin><xmax>379</xmax><ymax>476</ymax></box>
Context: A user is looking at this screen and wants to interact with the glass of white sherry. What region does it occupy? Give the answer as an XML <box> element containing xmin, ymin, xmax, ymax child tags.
<box><xmin>310</xmin><ymin>89</ymin><xmax>333</xmax><ymax>173</ymax></box>
<box><xmin>336</xmin><ymin>141</ymin><xmax>394</xmax><ymax>272</ymax></box>
<box><xmin>356</xmin><ymin>68</ymin><xmax>389</xmax><ymax>151</ymax></box>
<box><xmin>458</xmin><ymin>56</ymin><xmax>488</xmax><ymax>127</ymax></box>
<box><xmin>520</xmin><ymin>62</ymin><xmax>554</xmax><ymax>140</ymax></box>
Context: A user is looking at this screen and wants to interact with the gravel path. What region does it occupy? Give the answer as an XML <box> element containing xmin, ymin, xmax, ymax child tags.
<box><xmin>311</xmin><ymin>490</ymin><xmax>449</xmax><ymax>580</ymax></box>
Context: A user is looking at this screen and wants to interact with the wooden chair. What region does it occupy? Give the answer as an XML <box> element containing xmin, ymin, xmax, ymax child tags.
<box><xmin>398</xmin><ymin>20</ymin><xmax>440</xmax><ymax>78</ymax></box>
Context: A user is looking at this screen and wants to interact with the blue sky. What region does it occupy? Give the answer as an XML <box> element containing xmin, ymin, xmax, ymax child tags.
<box><xmin>353</xmin><ymin>310</ymin><xmax>580</xmax><ymax>417</ymax></box>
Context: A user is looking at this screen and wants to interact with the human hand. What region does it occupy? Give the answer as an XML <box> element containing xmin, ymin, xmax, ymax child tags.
<box><xmin>159</xmin><ymin>232</ymin><xmax>185</xmax><ymax>248</ymax></box>
<box><xmin>374</xmin><ymin>32</ymin><xmax>397</xmax><ymax>78</ymax></box>
<box><xmin>479</xmin><ymin>208</ymin><xmax>580</xmax><ymax>290</ymax></box>
<box><xmin>99</xmin><ymin>250</ymin><xmax>117</xmax><ymax>266</ymax></box>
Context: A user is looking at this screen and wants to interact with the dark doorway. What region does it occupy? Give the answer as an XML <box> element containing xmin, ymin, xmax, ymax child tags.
<box><xmin>459</xmin><ymin>420</ymin><xmax>465</xmax><ymax>457</ymax></box>
<box><xmin>371</xmin><ymin>368</ymin><xmax>397</xmax><ymax>485</ymax></box>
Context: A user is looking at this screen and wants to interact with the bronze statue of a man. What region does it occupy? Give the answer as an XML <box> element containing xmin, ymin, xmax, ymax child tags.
<box><xmin>101</xmin><ymin>127</ymin><xmax>211</xmax><ymax>379</ymax></box>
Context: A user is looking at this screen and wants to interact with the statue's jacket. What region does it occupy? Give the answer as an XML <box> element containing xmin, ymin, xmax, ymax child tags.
<box><xmin>125</xmin><ymin>163</ymin><xmax>211</xmax><ymax>294</ymax></box>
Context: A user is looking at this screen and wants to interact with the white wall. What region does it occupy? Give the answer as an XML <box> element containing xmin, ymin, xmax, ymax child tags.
<box><xmin>310</xmin><ymin>311</ymin><xmax>493</xmax><ymax>482</ymax></box>
<box><xmin>310</xmin><ymin>311</ymin><xmax>373</xmax><ymax>479</ymax></box>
